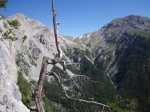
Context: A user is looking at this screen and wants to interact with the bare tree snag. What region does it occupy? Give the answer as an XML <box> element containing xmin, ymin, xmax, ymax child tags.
<box><xmin>34</xmin><ymin>57</ymin><xmax>49</xmax><ymax>112</ymax></box>
<box><xmin>51</xmin><ymin>0</ymin><xmax>60</xmax><ymax>58</ymax></box>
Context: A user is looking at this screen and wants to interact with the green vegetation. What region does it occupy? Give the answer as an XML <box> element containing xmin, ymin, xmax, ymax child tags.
<box><xmin>22</xmin><ymin>35</ymin><xmax>27</xmax><ymax>43</ymax></box>
<box><xmin>108</xmin><ymin>96</ymin><xmax>131</xmax><ymax>112</ymax></box>
<box><xmin>17</xmin><ymin>71</ymin><xmax>32</xmax><ymax>107</ymax></box>
<box><xmin>109</xmin><ymin>102</ymin><xmax>129</xmax><ymax>112</ymax></box>
<box><xmin>7</xmin><ymin>19</ymin><xmax>20</xmax><ymax>28</ymax></box>
<box><xmin>127</xmin><ymin>30</ymin><xmax>150</xmax><ymax>41</ymax></box>
<box><xmin>17</xmin><ymin>71</ymin><xmax>56</xmax><ymax>111</ymax></box>
<box><xmin>108</xmin><ymin>97</ymin><xmax>147</xmax><ymax>112</ymax></box>
<box><xmin>43</xmin><ymin>96</ymin><xmax>56</xmax><ymax>112</ymax></box>
<box><xmin>3</xmin><ymin>29</ymin><xmax>17</xmax><ymax>41</ymax></box>
<box><xmin>65</xmin><ymin>47</ymin><xmax>92</xmax><ymax>60</ymax></box>
<box><xmin>43</xmin><ymin>80</ymin><xmax>64</xmax><ymax>112</ymax></box>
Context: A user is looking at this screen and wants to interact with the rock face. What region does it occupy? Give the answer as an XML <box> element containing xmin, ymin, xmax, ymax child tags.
<box><xmin>0</xmin><ymin>15</ymin><xmax>30</xmax><ymax>112</ymax></box>
<box><xmin>0</xmin><ymin>13</ymin><xmax>61</xmax><ymax>111</ymax></box>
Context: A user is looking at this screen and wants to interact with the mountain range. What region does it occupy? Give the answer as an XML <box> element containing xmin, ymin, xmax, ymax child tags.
<box><xmin>0</xmin><ymin>14</ymin><xmax>150</xmax><ymax>112</ymax></box>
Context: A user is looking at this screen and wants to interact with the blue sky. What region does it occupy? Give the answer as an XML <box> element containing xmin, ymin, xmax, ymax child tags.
<box><xmin>1</xmin><ymin>0</ymin><xmax>150</xmax><ymax>36</ymax></box>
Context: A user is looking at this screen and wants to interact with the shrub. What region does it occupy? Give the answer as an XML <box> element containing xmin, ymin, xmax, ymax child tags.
<box><xmin>22</xmin><ymin>35</ymin><xmax>27</xmax><ymax>43</ymax></box>
<box><xmin>43</xmin><ymin>96</ymin><xmax>56</xmax><ymax>112</ymax></box>
<box><xmin>3</xmin><ymin>29</ymin><xmax>17</xmax><ymax>41</ymax></box>
<box><xmin>8</xmin><ymin>19</ymin><xmax>20</xmax><ymax>28</ymax></box>
<box><xmin>108</xmin><ymin>98</ymin><xmax>129</xmax><ymax>112</ymax></box>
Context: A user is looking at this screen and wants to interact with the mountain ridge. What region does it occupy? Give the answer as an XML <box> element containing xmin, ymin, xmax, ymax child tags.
<box><xmin>74</xmin><ymin>14</ymin><xmax>150</xmax><ymax>112</ymax></box>
<box><xmin>0</xmin><ymin>13</ymin><xmax>150</xmax><ymax>112</ymax></box>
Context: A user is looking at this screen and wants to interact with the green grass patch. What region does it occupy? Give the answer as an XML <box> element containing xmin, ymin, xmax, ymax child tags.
<box><xmin>17</xmin><ymin>71</ymin><xmax>32</xmax><ymax>107</ymax></box>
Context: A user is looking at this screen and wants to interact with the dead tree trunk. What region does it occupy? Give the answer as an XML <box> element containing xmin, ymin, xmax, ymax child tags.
<box><xmin>34</xmin><ymin>57</ymin><xmax>49</xmax><ymax>112</ymax></box>
<box><xmin>51</xmin><ymin>0</ymin><xmax>60</xmax><ymax>58</ymax></box>
<box><xmin>34</xmin><ymin>0</ymin><xmax>61</xmax><ymax>111</ymax></box>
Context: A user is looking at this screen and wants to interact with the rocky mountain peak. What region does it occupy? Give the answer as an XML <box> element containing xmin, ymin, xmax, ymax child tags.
<box><xmin>102</xmin><ymin>15</ymin><xmax>150</xmax><ymax>37</ymax></box>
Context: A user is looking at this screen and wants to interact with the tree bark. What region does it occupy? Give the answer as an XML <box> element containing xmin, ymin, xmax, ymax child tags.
<box><xmin>34</xmin><ymin>57</ymin><xmax>49</xmax><ymax>112</ymax></box>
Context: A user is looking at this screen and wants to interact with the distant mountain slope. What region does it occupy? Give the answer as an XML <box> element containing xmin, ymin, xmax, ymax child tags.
<box><xmin>75</xmin><ymin>15</ymin><xmax>150</xmax><ymax>112</ymax></box>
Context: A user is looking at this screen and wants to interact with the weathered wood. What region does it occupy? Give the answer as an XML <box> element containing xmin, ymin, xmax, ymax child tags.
<box><xmin>34</xmin><ymin>57</ymin><xmax>49</xmax><ymax>112</ymax></box>
<box><xmin>51</xmin><ymin>0</ymin><xmax>60</xmax><ymax>58</ymax></box>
